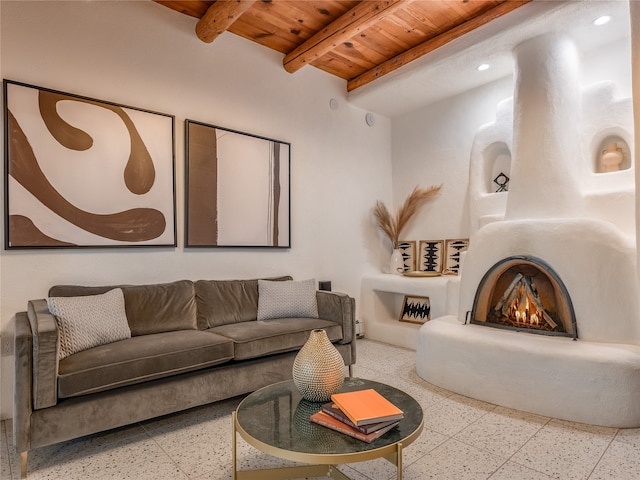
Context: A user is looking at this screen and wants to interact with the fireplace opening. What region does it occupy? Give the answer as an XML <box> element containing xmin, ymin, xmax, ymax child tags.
<box><xmin>470</xmin><ymin>256</ymin><xmax>577</xmax><ymax>339</ymax></box>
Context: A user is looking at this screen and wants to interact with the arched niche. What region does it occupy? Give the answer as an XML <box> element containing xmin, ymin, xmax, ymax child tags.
<box><xmin>482</xmin><ymin>141</ymin><xmax>511</xmax><ymax>193</ymax></box>
<box><xmin>593</xmin><ymin>133</ymin><xmax>632</xmax><ymax>173</ymax></box>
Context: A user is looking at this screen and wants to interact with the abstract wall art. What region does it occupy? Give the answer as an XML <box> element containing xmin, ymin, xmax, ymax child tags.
<box><xmin>3</xmin><ymin>80</ymin><xmax>176</xmax><ymax>248</ymax></box>
<box><xmin>185</xmin><ymin>120</ymin><xmax>290</xmax><ymax>247</ymax></box>
<box><xmin>444</xmin><ymin>238</ymin><xmax>470</xmax><ymax>275</ymax></box>
<box><xmin>398</xmin><ymin>240</ymin><xmax>416</xmax><ymax>272</ymax></box>
<box><xmin>399</xmin><ymin>295</ymin><xmax>431</xmax><ymax>324</ymax></box>
<box><xmin>418</xmin><ymin>240</ymin><xmax>443</xmax><ymax>273</ymax></box>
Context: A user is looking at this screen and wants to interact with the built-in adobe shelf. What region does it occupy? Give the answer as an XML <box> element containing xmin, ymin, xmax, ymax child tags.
<box><xmin>360</xmin><ymin>273</ymin><xmax>460</xmax><ymax>349</ymax></box>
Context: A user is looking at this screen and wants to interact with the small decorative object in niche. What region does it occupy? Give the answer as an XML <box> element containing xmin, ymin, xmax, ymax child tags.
<box><xmin>398</xmin><ymin>240</ymin><xmax>416</xmax><ymax>272</ymax></box>
<box><xmin>185</xmin><ymin>120</ymin><xmax>290</xmax><ymax>247</ymax></box>
<box><xmin>373</xmin><ymin>185</ymin><xmax>442</xmax><ymax>272</ymax></box>
<box><xmin>599</xmin><ymin>143</ymin><xmax>623</xmax><ymax>173</ymax></box>
<box><xmin>418</xmin><ymin>240</ymin><xmax>443</xmax><ymax>273</ymax></box>
<box><xmin>444</xmin><ymin>238</ymin><xmax>470</xmax><ymax>275</ymax></box>
<box><xmin>3</xmin><ymin>80</ymin><xmax>176</xmax><ymax>248</ymax></box>
<box><xmin>493</xmin><ymin>172</ymin><xmax>509</xmax><ymax>192</ymax></box>
<box><xmin>399</xmin><ymin>295</ymin><xmax>431</xmax><ymax>324</ymax></box>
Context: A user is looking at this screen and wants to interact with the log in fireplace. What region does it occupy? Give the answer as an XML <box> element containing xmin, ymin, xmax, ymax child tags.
<box><xmin>470</xmin><ymin>256</ymin><xmax>577</xmax><ymax>339</ymax></box>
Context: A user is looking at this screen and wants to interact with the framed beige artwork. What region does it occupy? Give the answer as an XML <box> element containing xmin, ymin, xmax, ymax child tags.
<box><xmin>4</xmin><ymin>80</ymin><xmax>176</xmax><ymax>248</ymax></box>
<box><xmin>444</xmin><ymin>238</ymin><xmax>470</xmax><ymax>275</ymax></box>
<box><xmin>185</xmin><ymin>120</ymin><xmax>290</xmax><ymax>248</ymax></box>
<box><xmin>398</xmin><ymin>240</ymin><xmax>416</xmax><ymax>272</ymax></box>
<box><xmin>399</xmin><ymin>295</ymin><xmax>431</xmax><ymax>324</ymax></box>
<box><xmin>418</xmin><ymin>240</ymin><xmax>444</xmax><ymax>273</ymax></box>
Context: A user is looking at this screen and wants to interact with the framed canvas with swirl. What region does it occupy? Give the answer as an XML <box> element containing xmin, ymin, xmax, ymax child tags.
<box><xmin>185</xmin><ymin>120</ymin><xmax>290</xmax><ymax>247</ymax></box>
<box><xmin>3</xmin><ymin>80</ymin><xmax>176</xmax><ymax>248</ymax></box>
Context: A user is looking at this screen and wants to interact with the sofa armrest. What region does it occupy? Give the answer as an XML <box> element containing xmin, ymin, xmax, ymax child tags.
<box><xmin>316</xmin><ymin>291</ymin><xmax>355</xmax><ymax>345</ymax></box>
<box><xmin>14</xmin><ymin>311</ymin><xmax>33</xmax><ymax>453</ymax></box>
<box><xmin>27</xmin><ymin>299</ymin><xmax>59</xmax><ymax>409</ymax></box>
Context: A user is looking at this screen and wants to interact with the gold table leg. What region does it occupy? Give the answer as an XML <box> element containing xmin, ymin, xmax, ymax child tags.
<box><xmin>21</xmin><ymin>452</ymin><xmax>28</xmax><ymax>479</ymax></box>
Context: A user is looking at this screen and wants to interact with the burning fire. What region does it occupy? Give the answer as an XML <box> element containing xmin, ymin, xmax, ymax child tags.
<box><xmin>494</xmin><ymin>273</ymin><xmax>558</xmax><ymax>331</ymax></box>
<box><xmin>509</xmin><ymin>286</ymin><xmax>541</xmax><ymax>325</ymax></box>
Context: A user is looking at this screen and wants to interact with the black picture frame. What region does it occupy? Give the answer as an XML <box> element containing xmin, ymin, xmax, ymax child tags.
<box><xmin>185</xmin><ymin>120</ymin><xmax>291</xmax><ymax>248</ymax></box>
<box><xmin>3</xmin><ymin>80</ymin><xmax>176</xmax><ymax>249</ymax></box>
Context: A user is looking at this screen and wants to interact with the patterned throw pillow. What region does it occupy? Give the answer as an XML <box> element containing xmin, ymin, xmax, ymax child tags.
<box><xmin>257</xmin><ymin>278</ymin><xmax>319</xmax><ymax>320</ymax></box>
<box><xmin>47</xmin><ymin>288</ymin><xmax>131</xmax><ymax>360</ymax></box>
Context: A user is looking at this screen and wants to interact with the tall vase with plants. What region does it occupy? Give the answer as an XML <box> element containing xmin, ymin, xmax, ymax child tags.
<box><xmin>373</xmin><ymin>185</ymin><xmax>442</xmax><ymax>273</ymax></box>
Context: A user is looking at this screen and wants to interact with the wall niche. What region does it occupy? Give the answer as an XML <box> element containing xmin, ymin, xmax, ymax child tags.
<box><xmin>595</xmin><ymin>135</ymin><xmax>631</xmax><ymax>173</ymax></box>
<box><xmin>483</xmin><ymin>141</ymin><xmax>511</xmax><ymax>193</ymax></box>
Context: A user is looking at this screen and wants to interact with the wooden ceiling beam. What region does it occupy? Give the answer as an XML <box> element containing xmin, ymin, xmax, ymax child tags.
<box><xmin>347</xmin><ymin>0</ymin><xmax>531</xmax><ymax>92</ymax></box>
<box><xmin>283</xmin><ymin>0</ymin><xmax>412</xmax><ymax>74</ymax></box>
<box><xmin>196</xmin><ymin>0</ymin><xmax>258</xmax><ymax>43</ymax></box>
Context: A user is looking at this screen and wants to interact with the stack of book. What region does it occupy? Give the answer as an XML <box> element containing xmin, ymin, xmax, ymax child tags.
<box><xmin>309</xmin><ymin>389</ymin><xmax>404</xmax><ymax>443</ymax></box>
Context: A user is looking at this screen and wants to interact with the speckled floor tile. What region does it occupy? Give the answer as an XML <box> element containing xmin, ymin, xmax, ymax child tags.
<box><xmin>454</xmin><ymin>405</ymin><xmax>549</xmax><ymax>458</ymax></box>
<box><xmin>343</xmin><ymin>427</ymin><xmax>448</xmax><ymax>479</ymax></box>
<box><xmin>1</xmin><ymin>420</ymin><xmax>12</xmax><ymax>480</ymax></box>
<box><xmin>2</xmin><ymin>339</ymin><xmax>638</xmax><ymax>480</ymax></box>
<box><xmin>489</xmin><ymin>461</ymin><xmax>555</xmax><ymax>480</ymax></box>
<box><xmin>422</xmin><ymin>392</ymin><xmax>496</xmax><ymax>437</ymax></box>
<box><xmin>402</xmin><ymin>438</ymin><xmax>504</xmax><ymax>480</ymax></box>
<box><xmin>358</xmin><ymin>347</ymin><xmax>416</xmax><ymax>381</ymax></box>
<box><xmin>400</xmin><ymin>426</ymin><xmax>449</xmax><ymax>465</ymax></box>
<box><xmin>24</xmin><ymin>434</ymin><xmax>187</xmax><ymax>479</ymax></box>
<box><xmin>509</xmin><ymin>419</ymin><xmax>617</xmax><ymax>480</ymax></box>
<box><xmin>613</xmin><ymin>427</ymin><xmax>640</xmax><ymax>448</ymax></box>
<box><xmin>589</xmin><ymin>437</ymin><xmax>640</xmax><ymax>480</ymax></box>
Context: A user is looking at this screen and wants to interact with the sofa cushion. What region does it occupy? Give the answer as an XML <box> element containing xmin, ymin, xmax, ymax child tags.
<box><xmin>47</xmin><ymin>288</ymin><xmax>131</xmax><ymax>360</ymax></box>
<box><xmin>257</xmin><ymin>278</ymin><xmax>318</xmax><ymax>321</ymax></box>
<box><xmin>123</xmin><ymin>280</ymin><xmax>197</xmax><ymax>336</ymax></box>
<box><xmin>195</xmin><ymin>276</ymin><xmax>292</xmax><ymax>329</ymax></box>
<box><xmin>209</xmin><ymin>318</ymin><xmax>342</xmax><ymax>360</ymax></box>
<box><xmin>57</xmin><ymin>330</ymin><xmax>234</xmax><ymax>398</ymax></box>
<box><xmin>49</xmin><ymin>280</ymin><xmax>198</xmax><ymax>336</ymax></box>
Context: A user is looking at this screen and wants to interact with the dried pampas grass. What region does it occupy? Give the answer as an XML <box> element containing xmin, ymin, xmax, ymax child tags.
<box><xmin>373</xmin><ymin>185</ymin><xmax>442</xmax><ymax>248</ymax></box>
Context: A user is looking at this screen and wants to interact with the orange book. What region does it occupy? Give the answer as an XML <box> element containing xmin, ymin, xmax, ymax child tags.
<box><xmin>309</xmin><ymin>411</ymin><xmax>399</xmax><ymax>443</ymax></box>
<box><xmin>330</xmin><ymin>389</ymin><xmax>404</xmax><ymax>426</ymax></box>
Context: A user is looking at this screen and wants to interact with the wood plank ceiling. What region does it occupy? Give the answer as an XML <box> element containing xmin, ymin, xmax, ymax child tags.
<box><xmin>155</xmin><ymin>0</ymin><xmax>531</xmax><ymax>91</ymax></box>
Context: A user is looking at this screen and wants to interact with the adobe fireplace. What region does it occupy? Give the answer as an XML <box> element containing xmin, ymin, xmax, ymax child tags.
<box><xmin>416</xmin><ymin>30</ymin><xmax>640</xmax><ymax>428</ymax></box>
<box><xmin>470</xmin><ymin>256</ymin><xmax>577</xmax><ymax>339</ymax></box>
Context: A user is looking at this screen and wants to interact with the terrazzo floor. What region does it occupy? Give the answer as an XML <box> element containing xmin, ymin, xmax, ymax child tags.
<box><xmin>2</xmin><ymin>338</ymin><xmax>639</xmax><ymax>480</ymax></box>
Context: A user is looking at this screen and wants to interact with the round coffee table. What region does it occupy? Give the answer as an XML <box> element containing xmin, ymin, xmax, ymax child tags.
<box><xmin>232</xmin><ymin>377</ymin><xmax>424</xmax><ymax>479</ymax></box>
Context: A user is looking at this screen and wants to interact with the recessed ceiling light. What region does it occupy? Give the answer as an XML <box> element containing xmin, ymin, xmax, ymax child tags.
<box><xmin>593</xmin><ymin>15</ymin><xmax>611</xmax><ymax>26</ymax></box>
<box><xmin>477</xmin><ymin>63</ymin><xmax>490</xmax><ymax>71</ymax></box>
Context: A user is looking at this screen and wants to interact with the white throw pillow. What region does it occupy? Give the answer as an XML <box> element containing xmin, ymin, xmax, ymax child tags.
<box><xmin>257</xmin><ymin>278</ymin><xmax>319</xmax><ymax>320</ymax></box>
<box><xmin>47</xmin><ymin>288</ymin><xmax>131</xmax><ymax>360</ymax></box>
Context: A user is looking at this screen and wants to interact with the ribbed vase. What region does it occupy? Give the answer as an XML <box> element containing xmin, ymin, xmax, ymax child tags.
<box><xmin>293</xmin><ymin>329</ymin><xmax>345</xmax><ymax>402</ymax></box>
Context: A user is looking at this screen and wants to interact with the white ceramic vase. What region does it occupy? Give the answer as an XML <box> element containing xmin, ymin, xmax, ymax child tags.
<box><xmin>389</xmin><ymin>248</ymin><xmax>404</xmax><ymax>275</ymax></box>
<box><xmin>292</xmin><ymin>329</ymin><xmax>345</xmax><ymax>402</ymax></box>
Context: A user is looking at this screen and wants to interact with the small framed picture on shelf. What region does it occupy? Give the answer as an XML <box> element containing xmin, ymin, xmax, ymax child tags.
<box><xmin>418</xmin><ymin>240</ymin><xmax>443</xmax><ymax>273</ymax></box>
<box><xmin>397</xmin><ymin>240</ymin><xmax>416</xmax><ymax>272</ymax></box>
<box><xmin>443</xmin><ymin>238</ymin><xmax>470</xmax><ymax>275</ymax></box>
<box><xmin>399</xmin><ymin>295</ymin><xmax>431</xmax><ymax>324</ymax></box>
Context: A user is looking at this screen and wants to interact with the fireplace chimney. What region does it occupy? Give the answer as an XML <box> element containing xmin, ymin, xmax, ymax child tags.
<box><xmin>505</xmin><ymin>33</ymin><xmax>583</xmax><ymax>220</ymax></box>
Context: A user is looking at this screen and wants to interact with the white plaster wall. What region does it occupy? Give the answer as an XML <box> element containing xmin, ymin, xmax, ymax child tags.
<box><xmin>392</xmin><ymin>37</ymin><xmax>632</xmax><ymax>246</ymax></box>
<box><xmin>390</xmin><ymin>77</ymin><xmax>515</xmax><ymax>242</ymax></box>
<box><xmin>0</xmin><ymin>0</ymin><xmax>392</xmax><ymax>419</ymax></box>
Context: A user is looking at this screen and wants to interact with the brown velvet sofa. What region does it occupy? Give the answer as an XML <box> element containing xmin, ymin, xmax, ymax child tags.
<box><xmin>13</xmin><ymin>277</ymin><xmax>356</xmax><ymax>478</ymax></box>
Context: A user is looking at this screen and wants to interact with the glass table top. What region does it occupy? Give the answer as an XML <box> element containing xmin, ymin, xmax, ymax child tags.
<box><xmin>235</xmin><ymin>378</ymin><xmax>423</xmax><ymax>455</ymax></box>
